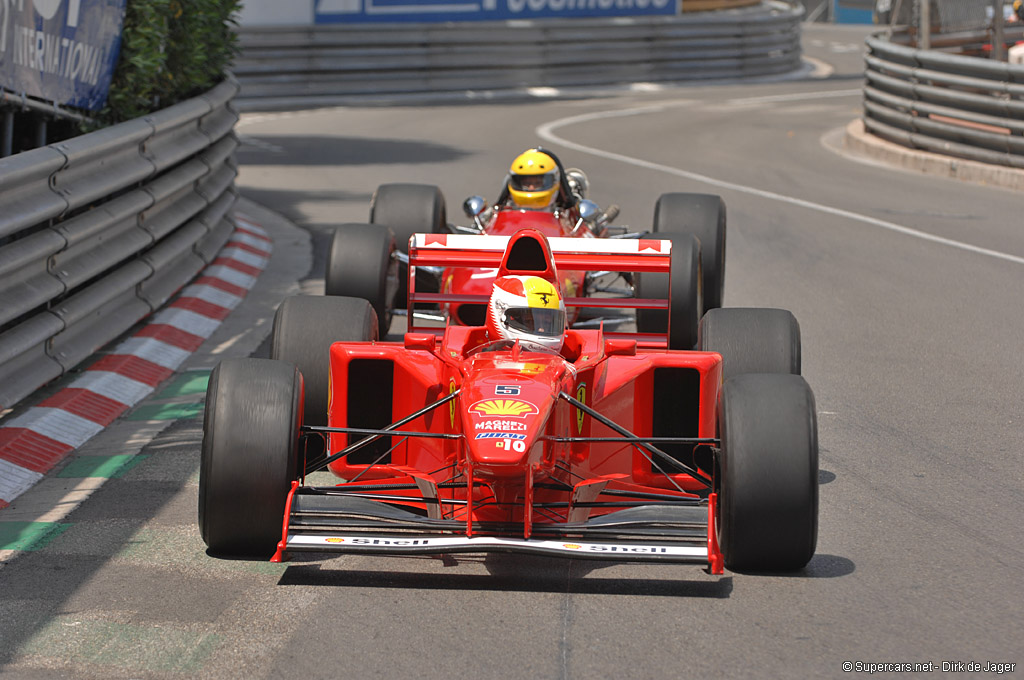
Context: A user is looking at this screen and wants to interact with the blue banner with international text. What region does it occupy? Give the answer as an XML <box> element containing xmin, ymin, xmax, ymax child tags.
<box><xmin>315</xmin><ymin>0</ymin><xmax>677</xmax><ymax>23</ymax></box>
<box><xmin>0</xmin><ymin>0</ymin><xmax>127</xmax><ymax>111</ymax></box>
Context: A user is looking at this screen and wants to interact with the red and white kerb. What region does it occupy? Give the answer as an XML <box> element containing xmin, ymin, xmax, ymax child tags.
<box><xmin>0</xmin><ymin>215</ymin><xmax>272</xmax><ymax>508</ymax></box>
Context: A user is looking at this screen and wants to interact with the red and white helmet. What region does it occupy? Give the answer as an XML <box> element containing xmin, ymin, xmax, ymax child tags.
<box><xmin>486</xmin><ymin>275</ymin><xmax>566</xmax><ymax>351</ymax></box>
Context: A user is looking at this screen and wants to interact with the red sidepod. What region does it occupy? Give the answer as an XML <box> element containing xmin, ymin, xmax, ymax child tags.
<box><xmin>324</xmin><ymin>322</ymin><xmax>722</xmax><ymax>501</ymax></box>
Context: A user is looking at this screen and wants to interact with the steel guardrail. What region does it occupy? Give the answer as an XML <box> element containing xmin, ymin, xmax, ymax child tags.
<box><xmin>232</xmin><ymin>2</ymin><xmax>804</xmax><ymax>108</ymax></box>
<box><xmin>862</xmin><ymin>32</ymin><xmax>1024</xmax><ymax>170</ymax></box>
<box><xmin>0</xmin><ymin>79</ymin><xmax>241</xmax><ymax>410</ymax></box>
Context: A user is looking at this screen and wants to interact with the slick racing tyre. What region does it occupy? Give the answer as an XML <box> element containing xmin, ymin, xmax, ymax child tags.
<box><xmin>370</xmin><ymin>183</ymin><xmax>447</xmax><ymax>250</ymax></box>
<box><xmin>653</xmin><ymin>193</ymin><xmax>726</xmax><ymax>311</ymax></box>
<box><xmin>370</xmin><ymin>183</ymin><xmax>447</xmax><ymax>309</ymax></box>
<box><xmin>635</xmin><ymin>232</ymin><xmax>702</xmax><ymax>350</ymax></box>
<box><xmin>325</xmin><ymin>223</ymin><xmax>397</xmax><ymax>337</ymax></box>
<box><xmin>717</xmin><ymin>373</ymin><xmax>818</xmax><ymax>572</ymax></box>
<box><xmin>199</xmin><ymin>358</ymin><xmax>302</xmax><ymax>557</ymax></box>
<box><xmin>698</xmin><ymin>307</ymin><xmax>800</xmax><ymax>383</ymax></box>
<box><xmin>271</xmin><ymin>295</ymin><xmax>377</xmax><ymax>427</ymax></box>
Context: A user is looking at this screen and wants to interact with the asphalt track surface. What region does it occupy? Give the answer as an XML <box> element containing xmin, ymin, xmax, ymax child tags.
<box><xmin>1</xmin><ymin>24</ymin><xmax>1021</xmax><ymax>678</ymax></box>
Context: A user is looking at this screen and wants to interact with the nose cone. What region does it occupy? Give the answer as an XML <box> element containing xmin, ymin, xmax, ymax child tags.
<box><xmin>459</xmin><ymin>353</ymin><xmax>565</xmax><ymax>478</ymax></box>
<box><xmin>465</xmin><ymin>397</ymin><xmax>552</xmax><ymax>477</ymax></box>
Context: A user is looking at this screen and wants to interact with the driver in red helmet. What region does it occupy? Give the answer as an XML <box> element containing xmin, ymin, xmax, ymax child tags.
<box><xmin>486</xmin><ymin>274</ymin><xmax>567</xmax><ymax>352</ymax></box>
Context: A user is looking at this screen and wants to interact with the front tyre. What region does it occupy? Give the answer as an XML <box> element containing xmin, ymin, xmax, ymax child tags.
<box><xmin>199</xmin><ymin>358</ymin><xmax>302</xmax><ymax>557</ymax></box>
<box><xmin>717</xmin><ymin>373</ymin><xmax>818</xmax><ymax>572</ymax></box>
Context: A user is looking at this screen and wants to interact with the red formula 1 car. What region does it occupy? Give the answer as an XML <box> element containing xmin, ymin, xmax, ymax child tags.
<box><xmin>199</xmin><ymin>227</ymin><xmax>818</xmax><ymax>573</ymax></box>
<box><xmin>321</xmin><ymin>148</ymin><xmax>726</xmax><ymax>346</ymax></box>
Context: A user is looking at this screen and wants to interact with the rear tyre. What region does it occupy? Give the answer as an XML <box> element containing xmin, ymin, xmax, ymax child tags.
<box><xmin>653</xmin><ymin>193</ymin><xmax>726</xmax><ymax>310</ymax></box>
<box><xmin>370</xmin><ymin>183</ymin><xmax>447</xmax><ymax>308</ymax></box>
<box><xmin>271</xmin><ymin>295</ymin><xmax>377</xmax><ymax>427</ymax></box>
<box><xmin>325</xmin><ymin>223</ymin><xmax>397</xmax><ymax>338</ymax></box>
<box><xmin>199</xmin><ymin>358</ymin><xmax>302</xmax><ymax>557</ymax></box>
<box><xmin>635</xmin><ymin>232</ymin><xmax>702</xmax><ymax>349</ymax></box>
<box><xmin>717</xmin><ymin>373</ymin><xmax>818</xmax><ymax>572</ymax></box>
<box><xmin>698</xmin><ymin>307</ymin><xmax>800</xmax><ymax>382</ymax></box>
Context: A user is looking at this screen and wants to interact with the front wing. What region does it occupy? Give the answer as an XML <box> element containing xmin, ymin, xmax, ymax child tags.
<box><xmin>273</xmin><ymin>489</ymin><xmax>723</xmax><ymax>570</ymax></box>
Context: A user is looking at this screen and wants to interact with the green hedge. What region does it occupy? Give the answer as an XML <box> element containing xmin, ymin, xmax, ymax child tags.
<box><xmin>92</xmin><ymin>0</ymin><xmax>242</xmax><ymax>127</ymax></box>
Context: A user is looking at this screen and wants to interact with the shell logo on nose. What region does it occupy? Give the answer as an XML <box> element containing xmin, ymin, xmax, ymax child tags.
<box><xmin>470</xmin><ymin>399</ymin><xmax>538</xmax><ymax>418</ymax></box>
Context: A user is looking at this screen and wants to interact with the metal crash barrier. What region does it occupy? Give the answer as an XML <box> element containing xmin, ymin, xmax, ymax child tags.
<box><xmin>862</xmin><ymin>25</ymin><xmax>1024</xmax><ymax>170</ymax></box>
<box><xmin>232</xmin><ymin>2</ymin><xmax>804</xmax><ymax>107</ymax></box>
<box><xmin>0</xmin><ymin>79</ymin><xmax>241</xmax><ymax>410</ymax></box>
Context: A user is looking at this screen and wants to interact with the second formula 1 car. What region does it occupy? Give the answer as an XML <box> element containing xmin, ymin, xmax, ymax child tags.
<box><xmin>322</xmin><ymin>148</ymin><xmax>726</xmax><ymax>348</ymax></box>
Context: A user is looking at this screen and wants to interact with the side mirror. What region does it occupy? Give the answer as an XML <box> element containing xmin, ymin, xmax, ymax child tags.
<box><xmin>578</xmin><ymin>199</ymin><xmax>600</xmax><ymax>224</ymax></box>
<box><xmin>604</xmin><ymin>338</ymin><xmax>636</xmax><ymax>356</ymax></box>
<box><xmin>404</xmin><ymin>333</ymin><xmax>437</xmax><ymax>352</ymax></box>
<box><xmin>463</xmin><ymin>196</ymin><xmax>487</xmax><ymax>218</ymax></box>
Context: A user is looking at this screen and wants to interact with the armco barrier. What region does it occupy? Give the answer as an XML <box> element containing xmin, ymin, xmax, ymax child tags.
<box><xmin>232</xmin><ymin>2</ymin><xmax>804</xmax><ymax>107</ymax></box>
<box><xmin>0</xmin><ymin>79</ymin><xmax>241</xmax><ymax>410</ymax></box>
<box><xmin>862</xmin><ymin>32</ymin><xmax>1024</xmax><ymax>170</ymax></box>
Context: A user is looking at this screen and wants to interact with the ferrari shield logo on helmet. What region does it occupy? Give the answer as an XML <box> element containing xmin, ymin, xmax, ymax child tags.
<box><xmin>523</xmin><ymin>277</ymin><xmax>559</xmax><ymax>309</ymax></box>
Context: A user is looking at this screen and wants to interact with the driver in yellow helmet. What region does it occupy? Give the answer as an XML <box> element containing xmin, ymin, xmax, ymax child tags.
<box><xmin>506</xmin><ymin>149</ymin><xmax>563</xmax><ymax>210</ymax></box>
<box><xmin>490</xmin><ymin>147</ymin><xmax>614</xmax><ymax>235</ymax></box>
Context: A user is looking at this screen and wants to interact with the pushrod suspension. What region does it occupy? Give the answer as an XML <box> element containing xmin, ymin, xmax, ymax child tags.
<box><xmin>558</xmin><ymin>391</ymin><xmax>712</xmax><ymax>488</ymax></box>
<box><xmin>306</xmin><ymin>389</ymin><xmax>462</xmax><ymax>474</ymax></box>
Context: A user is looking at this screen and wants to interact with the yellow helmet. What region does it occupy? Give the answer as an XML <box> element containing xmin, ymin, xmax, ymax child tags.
<box><xmin>507</xmin><ymin>149</ymin><xmax>560</xmax><ymax>210</ymax></box>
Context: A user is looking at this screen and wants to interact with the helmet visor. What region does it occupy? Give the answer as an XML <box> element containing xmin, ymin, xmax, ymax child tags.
<box><xmin>505</xmin><ymin>307</ymin><xmax>565</xmax><ymax>337</ymax></box>
<box><xmin>510</xmin><ymin>171</ymin><xmax>558</xmax><ymax>194</ymax></box>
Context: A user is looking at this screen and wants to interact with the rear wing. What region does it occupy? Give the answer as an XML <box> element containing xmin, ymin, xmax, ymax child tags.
<box><xmin>407</xmin><ymin>233</ymin><xmax>674</xmax><ymax>348</ymax></box>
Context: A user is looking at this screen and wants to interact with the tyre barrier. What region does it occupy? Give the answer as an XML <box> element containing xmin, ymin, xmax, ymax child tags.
<box><xmin>0</xmin><ymin>78</ymin><xmax>242</xmax><ymax>413</ymax></box>
<box><xmin>863</xmin><ymin>32</ymin><xmax>1024</xmax><ymax>170</ymax></box>
<box><xmin>232</xmin><ymin>1</ymin><xmax>804</xmax><ymax>108</ymax></box>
